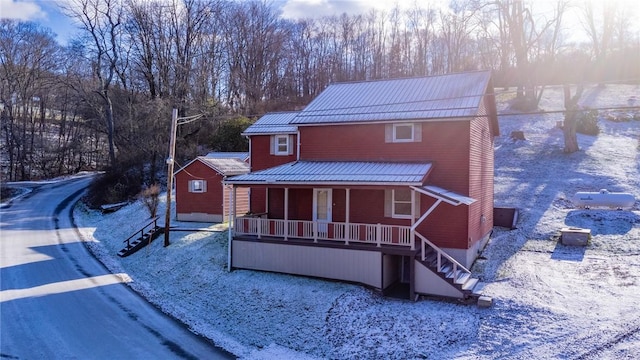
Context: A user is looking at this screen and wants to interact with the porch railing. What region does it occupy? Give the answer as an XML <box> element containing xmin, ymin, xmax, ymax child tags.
<box><xmin>234</xmin><ymin>216</ymin><xmax>413</xmax><ymax>248</ymax></box>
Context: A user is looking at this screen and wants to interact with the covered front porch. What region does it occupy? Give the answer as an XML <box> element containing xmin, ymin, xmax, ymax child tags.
<box><xmin>224</xmin><ymin>161</ymin><xmax>480</xmax><ymax>299</ymax></box>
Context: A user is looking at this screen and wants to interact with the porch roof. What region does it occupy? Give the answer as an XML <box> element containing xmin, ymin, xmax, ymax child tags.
<box><xmin>225</xmin><ymin>160</ymin><xmax>432</xmax><ymax>186</ymax></box>
<box><xmin>411</xmin><ymin>185</ymin><xmax>476</xmax><ymax>206</ymax></box>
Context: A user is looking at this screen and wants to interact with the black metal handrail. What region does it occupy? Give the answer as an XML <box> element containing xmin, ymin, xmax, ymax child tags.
<box><xmin>122</xmin><ymin>217</ymin><xmax>160</xmax><ymax>249</ymax></box>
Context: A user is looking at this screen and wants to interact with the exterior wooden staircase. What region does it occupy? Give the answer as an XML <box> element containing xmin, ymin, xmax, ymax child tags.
<box><xmin>415</xmin><ymin>233</ymin><xmax>486</xmax><ymax>302</ymax></box>
<box><xmin>117</xmin><ymin>217</ymin><xmax>162</xmax><ymax>257</ymax></box>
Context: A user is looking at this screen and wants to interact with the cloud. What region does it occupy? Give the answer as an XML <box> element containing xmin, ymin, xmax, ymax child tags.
<box><xmin>279</xmin><ymin>0</ymin><xmax>450</xmax><ymax>20</ymax></box>
<box><xmin>280</xmin><ymin>0</ymin><xmax>374</xmax><ymax>19</ymax></box>
<box><xmin>0</xmin><ymin>0</ymin><xmax>47</xmax><ymax>20</ymax></box>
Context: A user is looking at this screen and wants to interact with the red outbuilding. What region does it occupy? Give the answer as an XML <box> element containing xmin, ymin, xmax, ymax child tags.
<box><xmin>175</xmin><ymin>152</ymin><xmax>250</xmax><ymax>223</ymax></box>
<box><xmin>225</xmin><ymin>70</ymin><xmax>499</xmax><ymax>301</ymax></box>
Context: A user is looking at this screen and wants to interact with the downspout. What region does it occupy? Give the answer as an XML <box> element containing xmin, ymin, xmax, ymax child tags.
<box><xmin>296</xmin><ymin>129</ymin><xmax>301</xmax><ymax>161</ymax></box>
<box><xmin>247</xmin><ymin>135</ymin><xmax>252</xmax><ymax>170</ymax></box>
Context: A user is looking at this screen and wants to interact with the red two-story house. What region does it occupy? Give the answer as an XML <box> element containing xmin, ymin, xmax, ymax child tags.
<box><xmin>225</xmin><ymin>70</ymin><xmax>499</xmax><ymax>301</ymax></box>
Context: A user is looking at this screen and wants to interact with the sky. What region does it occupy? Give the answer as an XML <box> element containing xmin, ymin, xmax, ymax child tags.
<box><xmin>0</xmin><ymin>0</ymin><xmax>443</xmax><ymax>45</ymax></box>
<box><xmin>0</xmin><ymin>0</ymin><xmax>638</xmax><ymax>46</ymax></box>
<box><xmin>0</xmin><ymin>0</ymin><xmax>80</xmax><ymax>44</ymax></box>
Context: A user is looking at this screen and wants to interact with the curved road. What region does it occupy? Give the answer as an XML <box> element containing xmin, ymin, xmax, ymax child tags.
<box><xmin>0</xmin><ymin>177</ymin><xmax>232</xmax><ymax>359</ymax></box>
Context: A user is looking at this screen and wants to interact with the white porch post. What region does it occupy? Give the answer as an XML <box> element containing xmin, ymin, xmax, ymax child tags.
<box><xmin>227</xmin><ymin>185</ymin><xmax>235</xmax><ymax>272</ymax></box>
<box><xmin>411</xmin><ymin>189</ymin><xmax>416</xmax><ymax>250</ymax></box>
<box><xmin>345</xmin><ymin>188</ymin><xmax>350</xmax><ymax>244</ymax></box>
<box><xmin>284</xmin><ymin>187</ymin><xmax>289</xmax><ymax>240</ymax></box>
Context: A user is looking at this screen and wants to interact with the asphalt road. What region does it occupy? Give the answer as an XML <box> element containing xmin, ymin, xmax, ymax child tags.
<box><xmin>0</xmin><ymin>176</ymin><xmax>233</xmax><ymax>359</ymax></box>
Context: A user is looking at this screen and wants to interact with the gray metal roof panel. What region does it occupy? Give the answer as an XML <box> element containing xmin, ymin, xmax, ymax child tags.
<box><xmin>199</xmin><ymin>157</ymin><xmax>250</xmax><ymax>176</ymax></box>
<box><xmin>413</xmin><ymin>185</ymin><xmax>476</xmax><ymax>206</ymax></box>
<box><xmin>243</xmin><ymin>112</ymin><xmax>299</xmax><ymax>135</ymax></box>
<box><xmin>204</xmin><ymin>152</ymin><xmax>249</xmax><ymax>161</ymax></box>
<box><xmin>226</xmin><ymin>161</ymin><xmax>432</xmax><ymax>185</ymax></box>
<box><xmin>291</xmin><ymin>70</ymin><xmax>491</xmax><ymax>125</ymax></box>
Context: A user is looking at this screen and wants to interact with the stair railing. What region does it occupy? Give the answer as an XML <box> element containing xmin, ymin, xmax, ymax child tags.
<box><xmin>414</xmin><ymin>232</ymin><xmax>471</xmax><ymax>283</ymax></box>
<box><xmin>122</xmin><ymin>216</ymin><xmax>160</xmax><ymax>249</ymax></box>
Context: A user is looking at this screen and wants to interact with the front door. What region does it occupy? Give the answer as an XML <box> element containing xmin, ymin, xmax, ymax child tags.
<box><xmin>313</xmin><ymin>189</ymin><xmax>332</xmax><ymax>236</ymax></box>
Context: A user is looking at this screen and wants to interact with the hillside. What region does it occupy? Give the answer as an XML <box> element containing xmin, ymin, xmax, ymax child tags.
<box><xmin>74</xmin><ymin>83</ymin><xmax>640</xmax><ymax>359</ymax></box>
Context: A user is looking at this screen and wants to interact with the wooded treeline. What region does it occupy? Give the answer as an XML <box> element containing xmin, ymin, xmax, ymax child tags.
<box><xmin>1</xmin><ymin>0</ymin><xmax>638</xmax><ymax>204</ymax></box>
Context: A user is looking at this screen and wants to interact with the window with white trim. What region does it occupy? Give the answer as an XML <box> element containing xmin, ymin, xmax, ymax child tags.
<box><xmin>392</xmin><ymin>189</ymin><xmax>412</xmax><ymax>218</ymax></box>
<box><xmin>274</xmin><ymin>134</ymin><xmax>289</xmax><ymax>155</ymax></box>
<box><xmin>189</xmin><ymin>179</ymin><xmax>206</xmax><ymax>193</ymax></box>
<box><xmin>393</xmin><ymin>123</ymin><xmax>414</xmax><ymax>142</ymax></box>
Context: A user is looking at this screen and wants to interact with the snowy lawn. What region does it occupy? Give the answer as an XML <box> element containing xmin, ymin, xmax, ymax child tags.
<box><xmin>74</xmin><ymin>84</ymin><xmax>640</xmax><ymax>359</ymax></box>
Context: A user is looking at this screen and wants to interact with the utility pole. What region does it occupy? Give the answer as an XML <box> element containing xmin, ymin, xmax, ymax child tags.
<box><xmin>164</xmin><ymin>108</ymin><xmax>178</xmax><ymax>247</ymax></box>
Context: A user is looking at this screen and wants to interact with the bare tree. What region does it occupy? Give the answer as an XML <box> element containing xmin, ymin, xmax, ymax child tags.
<box><xmin>562</xmin><ymin>84</ymin><xmax>584</xmax><ymax>153</ymax></box>
<box><xmin>63</xmin><ymin>0</ymin><xmax>124</xmax><ymax>167</ymax></box>
<box><xmin>0</xmin><ymin>20</ymin><xmax>60</xmax><ymax>180</ymax></box>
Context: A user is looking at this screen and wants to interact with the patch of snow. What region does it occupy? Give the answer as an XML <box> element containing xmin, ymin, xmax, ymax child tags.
<box><xmin>72</xmin><ymin>84</ymin><xmax>640</xmax><ymax>359</ymax></box>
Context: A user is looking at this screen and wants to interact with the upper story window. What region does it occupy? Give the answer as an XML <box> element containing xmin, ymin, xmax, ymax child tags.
<box><xmin>385</xmin><ymin>123</ymin><xmax>422</xmax><ymax>143</ymax></box>
<box><xmin>189</xmin><ymin>179</ymin><xmax>206</xmax><ymax>193</ymax></box>
<box><xmin>271</xmin><ymin>134</ymin><xmax>293</xmax><ymax>156</ymax></box>
<box><xmin>393</xmin><ymin>123</ymin><xmax>414</xmax><ymax>142</ymax></box>
<box><xmin>275</xmin><ymin>135</ymin><xmax>289</xmax><ymax>155</ymax></box>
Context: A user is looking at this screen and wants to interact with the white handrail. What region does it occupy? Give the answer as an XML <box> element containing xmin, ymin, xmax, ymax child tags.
<box><xmin>414</xmin><ymin>232</ymin><xmax>470</xmax><ymax>282</ymax></box>
<box><xmin>235</xmin><ymin>216</ymin><xmax>412</xmax><ymax>247</ymax></box>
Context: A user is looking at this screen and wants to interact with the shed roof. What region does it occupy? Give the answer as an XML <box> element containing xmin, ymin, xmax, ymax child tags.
<box><xmin>291</xmin><ymin>70</ymin><xmax>492</xmax><ymax>125</ymax></box>
<box><xmin>242</xmin><ymin>111</ymin><xmax>299</xmax><ymax>135</ymax></box>
<box><xmin>176</xmin><ymin>157</ymin><xmax>250</xmax><ymax>177</ymax></box>
<box><xmin>225</xmin><ymin>161</ymin><xmax>432</xmax><ymax>186</ymax></box>
<box><xmin>204</xmin><ymin>152</ymin><xmax>249</xmax><ymax>161</ymax></box>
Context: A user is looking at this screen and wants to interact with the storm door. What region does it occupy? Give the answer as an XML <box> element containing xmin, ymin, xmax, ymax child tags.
<box><xmin>313</xmin><ymin>189</ymin><xmax>332</xmax><ymax>237</ymax></box>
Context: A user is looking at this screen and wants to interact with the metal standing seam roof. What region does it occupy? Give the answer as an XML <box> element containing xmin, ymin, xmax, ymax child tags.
<box><xmin>225</xmin><ymin>161</ymin><xmax>432</xmax><ymax>185</ymax></box>
<box><xmin>242</xmin><ymin>111</ymin><xmax>299</xmax><ymax>135</ymax></box>
<box><xmin>412</xmin><ymin>185</ymin><xmax>476</xmax><ymax>206</ymax></box>
<box><xmin>175</xmin><ymin>157</ymin><xmax>250</xmax><ymax>177</ymax></box>
<box><xmin>204</xmin><ymin>152</ymin><xmax>249</xmax><ymax>161</ymax></box>
<box><xmin>291</xmin><ymin>70</ymin><xmax>492</xmax><ymax>125</ymax></box>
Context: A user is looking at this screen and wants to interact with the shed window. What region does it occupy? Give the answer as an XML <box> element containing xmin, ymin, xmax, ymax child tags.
<box><xmin>275</xmin><ymin>135</ymin><xmax>289</xmax><ymax>155</ymax></box>
<box><xmin>189</xmin><ymin>179</ymin><xmax>206</xmax><ymax>193</ymax></box>
<box><xmin>392</xmin><ymin>189</ymin><xmax>412</xmax><ymax>218</ymax></box>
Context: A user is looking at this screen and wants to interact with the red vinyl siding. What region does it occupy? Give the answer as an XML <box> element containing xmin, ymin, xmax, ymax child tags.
<box><xmin>250</xmin><ymin>188</ymin><xmax>267</xmax><ymax>214</ymax></box>
<box><xmin>243</xmin><ymin>94</ymin><xmax>497</xmax><ymax>251</ymax></box>
<box><xmin>248</xmin><ymin>134</ymin><xmax>297</xmax><ymax>214</ymax></box>
<box><xmin>415</xmin><ymin>196</ymin><xmax>469</xmax><ymax>249</ymax></box>
<box><xmin>175</xmin><ymin>160</ymin><xmax>224</xmax><ymax>215</ymax></box>
<box><xmin>467</xmin><ymin>109</ymin><xmax>495</xmax><ymax>246</ymax></box>
<box><xmin>299</xmin><ymin>121</ymin><xmax>471</xmax><ymax>194</ymax></box>
<box><xmin>224</xmin><ymin>185</ymin><xmax>249</xmax><ymax>218</ymax></box>
<box><xmin>250</xmin><ymin>135</ymin><xmax>297</xmax><ymax>171</ymax></box>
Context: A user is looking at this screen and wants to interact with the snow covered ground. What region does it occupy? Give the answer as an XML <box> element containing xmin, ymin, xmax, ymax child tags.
<box><xmin>68</xmin><ymin>84</ymin><xmax>640</xmax><ymax>359</ymax></box>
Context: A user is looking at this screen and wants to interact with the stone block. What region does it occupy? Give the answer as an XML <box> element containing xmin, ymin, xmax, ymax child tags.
<box><xmin>477</xmin><ymin>296</ymin><xmax>493</xmax><ymax>308</ymax></box>
<box><xmin>561</xmin><ymin>227</ymin><xmax>590</xmax><ymax>246</ymax></box>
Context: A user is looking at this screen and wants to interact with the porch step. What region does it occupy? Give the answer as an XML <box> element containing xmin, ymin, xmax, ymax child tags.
<box><xmin>460</xmin><ymin>277</ymin><xmax>479</xmax><ymax>291</ymax></box>
<box><xmin>415</xmin><ymin>251</ymin><xmax>485</xmax><ymax>301</ymax></box>
<box><xmin>471</xmin><ymin>281</ymin><xmax>486</xmax><ymax>296</ymax></box>
<box><xmin>454</xmin><ymin>272</ymin><xmax>471</xmax><ymax>285</ymax></box>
